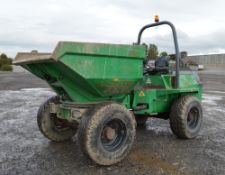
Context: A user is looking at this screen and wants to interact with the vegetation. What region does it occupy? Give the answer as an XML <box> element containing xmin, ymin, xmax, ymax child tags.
<box><xmin>144</xmin><ymin>43</ymin><xmax>169</xmax><ymax>60</ymax></box>
<box><xmin>160</xmin><ymin>51</ymin><xmax>168</xmax><ymax>57</ymax></box>
<box><xmin>142</xmin><ymin>43</ymin><xmax>188</xmax><ymax>62</ymax></box>
<box><xmin>147</xmin><ymin>44</ymin><xmax>158</xmax><ymax>60</ymax></box>
<box><xmin>0</xmin><ymin>53</ymin><xmax>13</xmax><ymax>71</ymax></box>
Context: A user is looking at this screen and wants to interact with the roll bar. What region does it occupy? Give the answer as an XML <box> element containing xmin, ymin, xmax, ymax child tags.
<box><xmin>136</xmin><ymin>21</ymin><xmax>180</xmax><ymax>88</ymax></box>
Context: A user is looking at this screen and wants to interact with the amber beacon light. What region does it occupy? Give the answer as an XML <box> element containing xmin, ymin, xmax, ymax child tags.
<box><xmin>154</xmin><ymin>15</ymin><xmax>159</xmax><ymax>22</ymax></box>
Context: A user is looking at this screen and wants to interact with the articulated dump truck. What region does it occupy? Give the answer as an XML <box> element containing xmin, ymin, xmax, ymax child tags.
<box><xmin>14</xmin><ymin>20</ymin><xmax>203</xmax><ymax>165</ymax></box>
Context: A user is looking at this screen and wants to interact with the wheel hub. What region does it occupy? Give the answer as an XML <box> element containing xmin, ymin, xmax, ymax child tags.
<box><xmin>187</xmin><ymin>107</ymin><xmax>199</xmax><ymax>129</ymax></box>
<box><xmin>100</xmin><ymin>118</ymin><xmax>127</xmax><ymax>152</ymax></box>
<box><xmin>103</xmin><ymin>126</ymin><xmax>116</xmax><ymax>140</ymax></box>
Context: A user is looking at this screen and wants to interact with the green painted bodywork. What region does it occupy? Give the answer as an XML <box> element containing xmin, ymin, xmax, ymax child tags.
<box><xmin>133</xmin><ymin>74</ymin><xmax>203</xmax><ymax>115</ymax></box>
<box><xmin>21</xmin><ymin>42</ymin><xmax>145</xmax><ymax>104</ymax></box>
<box><xmin>14</xmin><ymin>41</ymin><xmax>203</xmax><ymax>119</ymax></box>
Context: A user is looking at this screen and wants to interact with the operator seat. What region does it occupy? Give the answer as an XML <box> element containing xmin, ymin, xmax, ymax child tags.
<box><xmin>144</xmin><ymin>56</ymin><xmax>169</xmax><ymax>75</ymax></box>
<box><xmin>155</xmin><ymin>56</ymin><xmax>169</xmax><ymax>74</ymax></box>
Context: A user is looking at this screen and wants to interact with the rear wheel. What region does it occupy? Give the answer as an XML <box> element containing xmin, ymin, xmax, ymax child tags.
<box><xmin>37</xmin><ymin>96</ymin><xmax>77</xmax><ymax>142</ymax></box>
<box><xmin>78</xmin><ymin>103</ymin><xmax>136</xmax><ymax>165</ymax></box>
<box><xmin>170</xmin><ymin>96</ymin><xmax>203</xmax><ymax>139</ymax></box>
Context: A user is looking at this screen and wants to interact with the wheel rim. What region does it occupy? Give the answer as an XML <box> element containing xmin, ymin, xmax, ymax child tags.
<box><xmin>52</xmin><ymin>115</ymin><xmax>71</xmax><ymax>132</ymax></box>
<box><xmin>187</xmin><ymin>107</ymin><xmax>199</xmax><ymax>129</ymax></box>
<box><xmin>101</xmin><ymin>119</ymin><xmax>127</xmax><ymax>152</ymax></box>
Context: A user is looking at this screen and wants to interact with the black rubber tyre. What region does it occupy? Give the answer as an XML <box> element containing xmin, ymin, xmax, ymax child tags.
<box><xmin>37</xmin><ymin>96</ymin><xmax>77</xmax><ymax>142</ymax></box>
<box><xmin>170</xmin><ymin>96</ymin><xmax>203</xmax><ymax>139</ymax></box>
<box><xmin>78</xmin><ymin>103</ymin><xmax>136</xmax><ymax>165</ymax></box>
<box><xmin>135</xmin><ymin>115</ymin><xmax>148</xmax><ymax>127</ymax></box>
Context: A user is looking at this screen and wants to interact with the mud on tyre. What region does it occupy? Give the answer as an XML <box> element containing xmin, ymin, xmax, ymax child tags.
<box><xmin>37</xmin><ymin>96</ymin><xmax>77</xmax><ymax>142</ymax></box>
<box><xmin>170</xmin><ymin>95</ymin><xmax>203</xmax><ymax>139</ymax></box>
<box><xmin>78</xmin><ymin>102</ymin><xmax>136</xmax><ymax>165</ymax></box>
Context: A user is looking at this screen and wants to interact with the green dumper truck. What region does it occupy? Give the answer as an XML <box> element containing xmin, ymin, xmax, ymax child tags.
<box><xmin>14</xmin><ymin>20</ymin><xmax>203</xmax><ymax>165</ymax></box>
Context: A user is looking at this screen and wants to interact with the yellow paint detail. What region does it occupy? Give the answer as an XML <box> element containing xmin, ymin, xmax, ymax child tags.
<box><xmin>139</xmin><ymin>91</ymin><xmax>145</xmax><ymax>97</ymax></box>
<box><xmin>113</xmin><ymin>78</ymin><xmax>119</xmax><ymax>82</ymax></box>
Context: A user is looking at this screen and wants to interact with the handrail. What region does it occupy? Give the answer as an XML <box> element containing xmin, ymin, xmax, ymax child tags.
<box><xmin>136</xmin><ymin>21</ymin><xmax>180</xmax><ymax>88</ymax></box>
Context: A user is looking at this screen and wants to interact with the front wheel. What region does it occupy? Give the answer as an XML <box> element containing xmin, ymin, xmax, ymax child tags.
<box><xmin>78</xmin><ymin>103</ymin><xmax>136</xmax><ymax>165</ymax></box>
<box><xmin>170</xmin><ymin>96</ymin><xmax>203</xmax><ymax>139</ymax></box>
<box><xmin>37</xmin><ymin>96</ymin><xmax>77</xmax><ymax>142</ymax></box>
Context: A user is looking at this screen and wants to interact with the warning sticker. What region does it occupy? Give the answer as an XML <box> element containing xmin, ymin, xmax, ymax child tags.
<box><xmin>139</xmin><ymin>91</ymin><xmax>145</xmax><ymax>97</ymax></box>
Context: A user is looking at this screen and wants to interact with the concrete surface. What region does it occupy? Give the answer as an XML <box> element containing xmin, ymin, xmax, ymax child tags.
<box><xmin>0</xmin><ymin>71</ymin><xmax>225</xmax><ymax>175</ymax></box>
<box><xmin>12</xmin><ymin>65</ymin><xmax>28</xmax><ymax>73</ymax></box>
<box><xmin>0</xmin><ymin>72</ymin><xmax>48</xmax><ymax>90</ymax></box>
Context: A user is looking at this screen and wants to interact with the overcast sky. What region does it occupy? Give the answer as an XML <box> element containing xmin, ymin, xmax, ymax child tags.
<box><xmin>0</xmin><ymin>0</ymin><xmax>225</xmax><ymax>57</ymax></box>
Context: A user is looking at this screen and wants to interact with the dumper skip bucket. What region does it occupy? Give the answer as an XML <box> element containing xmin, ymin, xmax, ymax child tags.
<box><xmin>14</xmin><ymin>42</ymin><xmax>146</xmax><ymax>103</ymax></box>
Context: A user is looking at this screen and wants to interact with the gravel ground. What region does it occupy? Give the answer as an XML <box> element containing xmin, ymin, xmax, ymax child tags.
<box><xmin>0</xmin><ymin>72</ymin><xmax>225</xmax><ymax>175</ymax></box>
